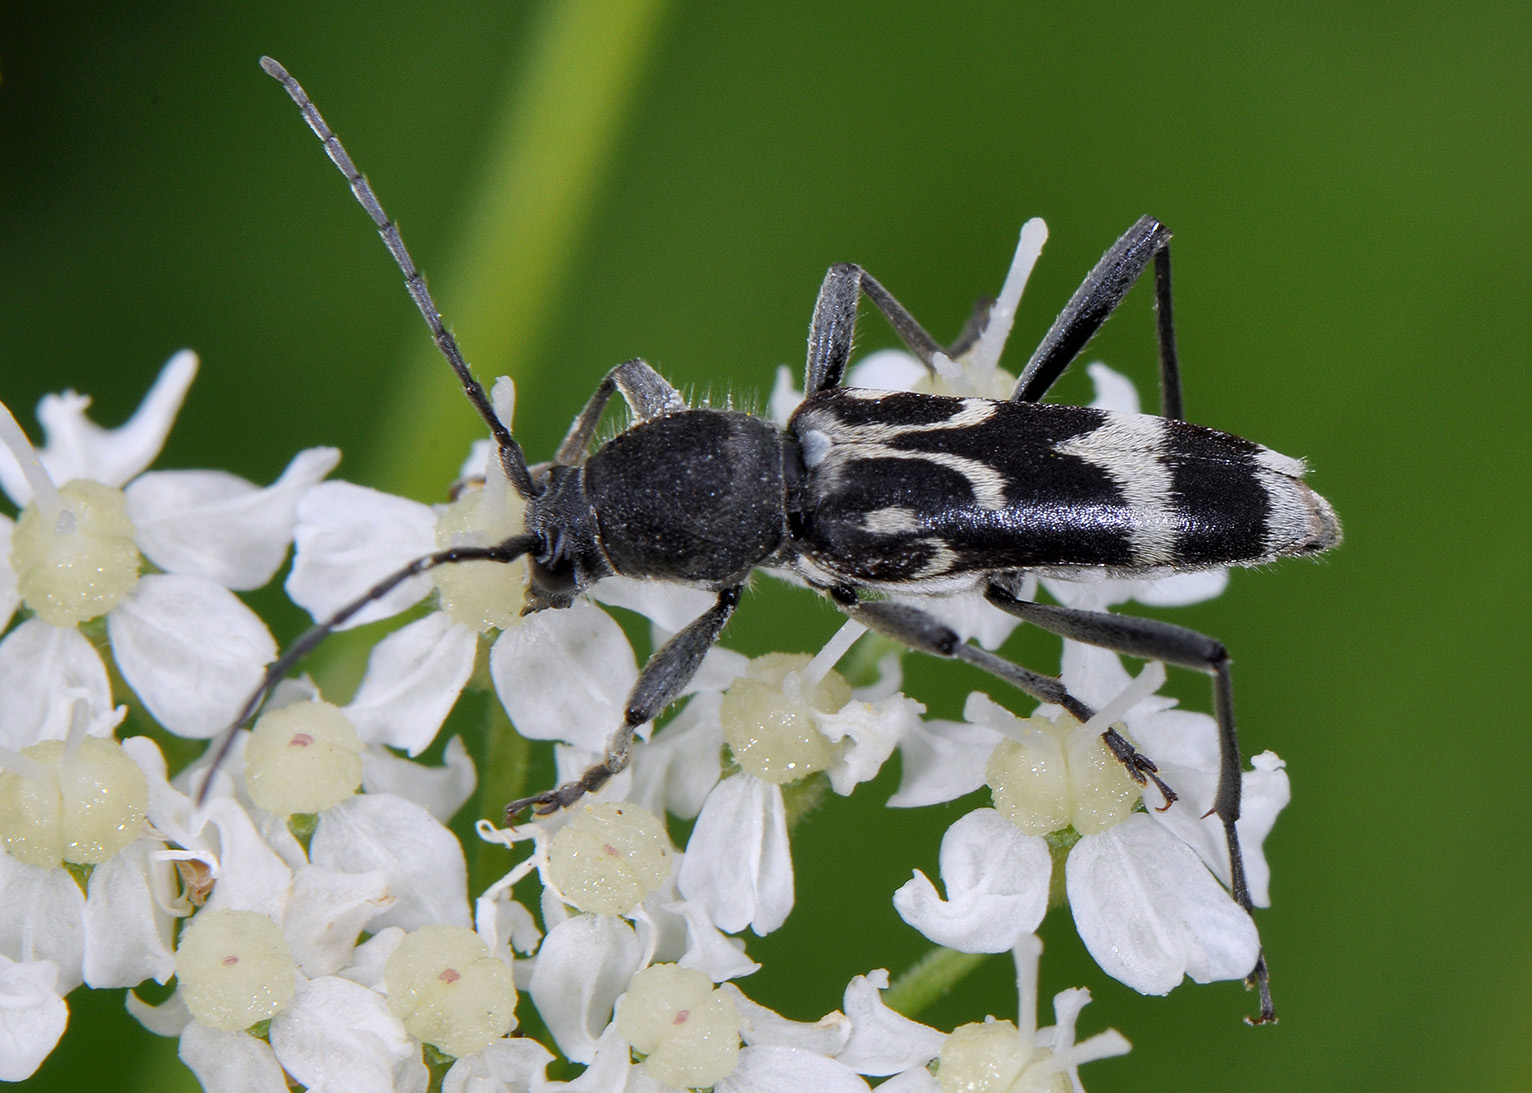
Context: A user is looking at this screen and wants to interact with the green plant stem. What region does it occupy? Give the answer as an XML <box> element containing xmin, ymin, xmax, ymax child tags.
<box><xmin>883</xmin><ymin>946</ymin><xmax>987</xmax><ymax>1019</ymax></box>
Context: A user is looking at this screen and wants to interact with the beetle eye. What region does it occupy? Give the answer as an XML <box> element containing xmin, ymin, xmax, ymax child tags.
<box><xmin>529</xmin><ymin>554</ymin><xmax>578</xmax><ymax>595</ymax></box>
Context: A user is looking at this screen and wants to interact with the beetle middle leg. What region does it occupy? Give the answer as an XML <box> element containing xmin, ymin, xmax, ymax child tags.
<box><xmin>830</xmin><ymin>593</ymin><xmax>1176</xmax><ymax>806</ymax></box>
<box><xmin>506</xmin><ymin>585</ymin><xmax>743</xmax><ymax>818</ymax></box>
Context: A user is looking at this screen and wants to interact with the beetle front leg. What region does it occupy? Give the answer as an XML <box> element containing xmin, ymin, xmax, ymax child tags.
<box><xmin>507</xmin><ymin>586</ymin><xmax>742</xmax><ymax>818</ymax></box>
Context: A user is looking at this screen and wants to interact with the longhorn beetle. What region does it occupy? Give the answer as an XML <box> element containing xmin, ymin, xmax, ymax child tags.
<box><xmin>238</xmin><ymin>57</ymin><xmax>1340</xmax><ymax>1023</ymax></box>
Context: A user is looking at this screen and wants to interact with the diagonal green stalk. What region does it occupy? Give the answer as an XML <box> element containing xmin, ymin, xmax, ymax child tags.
<box><xmin>883</xmin><ymin>945</ymin><xmax>987</xmax><ymax>1019</ymax></box>
<box><xmin>367</xmin><ymin>0</ymin><xmax>676</xmax><ymax>498</ymax></box>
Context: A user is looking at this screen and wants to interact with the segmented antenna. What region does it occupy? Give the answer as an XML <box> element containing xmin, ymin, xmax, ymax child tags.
<box><xmin>258</xmin><ymin>56</ymin><xmax>535</xmax><ymax>500</ymax></box>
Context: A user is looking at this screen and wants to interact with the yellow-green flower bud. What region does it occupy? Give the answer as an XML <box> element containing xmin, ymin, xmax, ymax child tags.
<box><xmin>615</xmin><ymin>964</ymin><xmax>740</xmax><ymax>1089</ymax></box>
<box><xmin>547</xmin><ymin>801</ymin><xmax>673</xmax><ymax>915</ymax></box>
<box><xmin>11</xmin><ymin>480</ymin><xmax>140</xmax><ymax>626</ymax></box>
<box><xmin>243</xmin><ymin>701</ymin><xmax>364</xmax><ymax>815</ymax></box>
<box><xmin>384</xmin><ymin>924</ymin><xmax>517</xmax><ymax>1058</ymax></box>
<box><xmin>175</xmin><ymin>909</ymin><xmax>297</xmax><ymax>1031</ymax></box>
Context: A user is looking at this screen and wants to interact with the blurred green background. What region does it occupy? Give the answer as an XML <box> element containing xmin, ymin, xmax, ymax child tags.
<box><xmin>2</xmin><ymin>3</ymin><xmax>1528</xmax><ymax>1090</ymax></box>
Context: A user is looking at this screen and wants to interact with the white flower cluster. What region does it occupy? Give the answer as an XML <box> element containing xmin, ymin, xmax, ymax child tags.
<box><xmin>0</xmin><ymin>221</ymin><xmax>1289</xmax><ymax>1090</ymax></box>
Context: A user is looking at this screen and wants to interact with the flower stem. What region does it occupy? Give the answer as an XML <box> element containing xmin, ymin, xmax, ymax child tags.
<box><xmin>882</xmin><ymin>945</ymin><xmax>987</xmax><ymax>1019</ymax></box>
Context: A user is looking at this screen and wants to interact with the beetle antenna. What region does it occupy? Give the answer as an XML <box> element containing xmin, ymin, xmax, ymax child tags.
<box><xmin>259</xmin><ymin>56</ymin><xmax>535</xmax><ymax>499</ymax></box>
<box><xmin>196</xmin><ymin>534</ymin><xmax>540</xmax><ymax>805</ymax></box>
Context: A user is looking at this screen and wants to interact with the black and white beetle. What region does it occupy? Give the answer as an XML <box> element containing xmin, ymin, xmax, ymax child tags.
<box><xmin>239</xmin><ymin>58</ymin><xmax>1340</xmax><ymax>1022</ymax></box>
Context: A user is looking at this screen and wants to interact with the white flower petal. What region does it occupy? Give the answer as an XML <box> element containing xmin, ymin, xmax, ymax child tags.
<box><xmin>846</xmin><ymin>349</ymin><xmax>928</xmax><ymax>391</ymax></box>
<box><xmin>768</xmin><ymin>364</ymin><xmax>805</xmax><ymax>427</ymax></box>
<box><xmin>716</xmin><ymin>1045</ymin><xmax>871</xmax><ymax>1093</ymax></box>
<box><xmin>0</xmin><ymin>618</ymin><xmax>113</xmax><ymax>748</ymax></box>
<box><xmin>724</xmin><ymin>983</ymin><xmax>849</xmax><ymax>1055</ymax></box>
<box><xmin>284</xmin><ymin>866</ymin><xmax>394</xmax><ymax>977</ymax></box>
<box><xmin>0</xmin><ymin>956</ymin><xmax>67</xmax><ymax>1082</ymax></box>
<box><xmin>626</xmin><ymin>696</ymin><xmax>724</xmax><ymax>821</ymax></box>
<box><xmin>269</xmin><ymin>975</ymin><xmax>413</xmax><ymax>1093</ymax></box>
<box><xmin>1132</xmin><ymin>567</ymin><xmax>1229</xmax><ymax>606</ymax></box>
<box><xmin>677</xmin><ymin>775</ymin><xmax>793</xmax><ymax>936</ymax></box>
<box><xmin>893</xmin><ymin>810</ymin><xmax>1049</xmax><ymax>954</ymax></box>
<box><xmin>0</xmin><ymin>350</ymin><xmax>197</xmax><ymax>505</ymax></box>
<box><xmin>344</xmin><ymin>613</ymin><xmax>477</xmax><ymax>754</ymax></box>
<box><xmin>897</xmin><ymin>589</ymin><xmax>1021</xmax><ymax>651</ymax></box>
<box><xmin>665</xmin><ymin>899</ymin><xmax>760</xmax><ymax>982</ymax></box>
<box><xmin>442</xmin><ymin>1039</ymin><xmax>556</xmax><ymax>1093</ymax></box>
<box><xmin>81</xmin><ymin>838</ymin><xmax>176</xmax><ymax>988</ymax></box>
<box><xmin>592</xmin><ymin>577</ymin><xmax>718</xmax><ymax>634</ymax></box>
<box><xmin>200</xmin><ymin>797</ymin><xmax>294</xmax><ymax>921</ymax></box>
<box><xmin>337</xmin><ymin>928</ymin><xmax>403</xmax><ymax>991</ymax></box>
<box><xmin>361</xmin><ymin>736</ymin><xmax>478</xmax><ymax>823</ymax></box>
<box><xmin>310</xmin><ymin>794</ymin><xmax>470</xmax><ymax>930</ymax></box>
<box><xmin>527</xmin><ymin>913</ymin><xmax>643</xmax><ymax>1065</ymax></box>
<box><xmin>1084</xmin><ymin>361</ymin><xmax>1140</xmax><ymax>414</ymax></box>
<box><xmin>0</xmin><ymin>856</ymin><xmax>85</xmax><ymax>993</ymax></box>
<box><xmin>125</xmin><ymin>984</ymin><xmax>192</xmax><ymax>1036</ymax></box>
<box><xmin>887</xmin><ymin>716</ymin><xmax>1001</xmax><ymax>808</ymax></box>
<box><xmin>178</xmin><ymin>1022</ymin><xmax>289</xmax><ymax>1093</ymax></box>
<box><xmin>1066</xmin><ymin>814</ymin><xmax>1261</xmax><ymax>995</ymax></box>
<box><xmin>874</xmin><ymin>1069</ymin><xmax>940</xmax><ymax>1093</ymax></box>
<box><xmin>490</xmin><ymin>602</ymin><xmax>637</xmax><ymax>751</ymax></box>
<box><xmin>285</xmin><ymin>480</ymin><xmax>437</xmax><ymax>626</ymax></box>
<box><xmin>549</xmin><ymin>1022</ymin><xmax>633</xmax><ymax>1092</ymax></box>
<box><xmin>818</xmin><ymin>694</ymin><xmax>923</xmax><ymax>795</ymax></box>
<box><xmin>108</xmin><ymin>573</ymin><xmax>277</xmax><ymax>738</ymax></box>
<box><xmin>127</xmin><ymin>446</ymin><xmax>341</xmax><ymax>590</ymax></box>
<box><xmin>0</xmin><ymin>516</ymin><xmax>17</xmax><ymax>633</ymax></box>
<box><xmin>835</xmin><ymin>970</ymin><xmax>945</xmax><ymax>1076</ymax></box>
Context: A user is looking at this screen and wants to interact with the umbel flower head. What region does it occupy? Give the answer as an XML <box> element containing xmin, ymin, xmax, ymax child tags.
<box><xmin>0</xmin><ymin>214</ymin><xmax>1305</xmax><ymax>1089</ymax></box>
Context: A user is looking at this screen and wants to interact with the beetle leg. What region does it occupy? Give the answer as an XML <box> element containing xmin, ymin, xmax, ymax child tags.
<box><xmin>507</xmin><ymin>586</ymin><xmax>743</xmax><ymax>818</ymax></box>
<box><xmin>983</xmin><ymin>582</ymin><xmax>1273</xmax><ymax>1023</ymax></box>
<box><xmin>1012</xmin><ymin>215</ymin><xmax>1183</xmax><ymax>421</ymax></box>
<box><xmin>804</xmin><ymin>263</ymin><xmax>946</xmax><ymax>393</ymax></box>
<box><xmin>199</xmin><ymin>533</ymin><xmax>542</xmax><ymax>804</ymax></box>
<box><xmin>554</xmin><ymin>358</ymin><xmax>687</xmax><ymax>466</ymax></box>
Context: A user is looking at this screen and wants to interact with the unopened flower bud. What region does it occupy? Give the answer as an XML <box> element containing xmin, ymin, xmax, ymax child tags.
<box><xmin>433</xmin><ymin>487</ymin><xmax>527</xmax><ymax>632</ymax></box>
<box><xmin>987</xmin><ymin>713</ymin><xmax>1138</xmax><ymax>837</ymax></box>
<box><xmin>720</xmin><ymin>653</ymin><xmax>851</xmax><ymax>784</ymax></box>
<box><xmin>0</xmin><ymin>736</ymin><xmax>148</xmax><ymax>868</ymax></box>
<box><xmin>615</xmin><ymin>964</ymin><xmax>740</xmax><ymax>1089</ymax></box>
<box><xmin>175</xmin><ymin>909</ymin><xmax>297</xmax><ymax>1031</ymax></box>
<box><xmin>384</xmin><ymin>924</ymin><xmax>517</xmax><ymax>1057</ymax></box>
<box><xmin>243</xmin><ymin>701</ymin><xmax>363</xmax><ymax>816</ymax></box>
<box><xmin>547</xmin><ymin>801</ymin><xmax>673</xmax><ymax>915</ymax></box>
<box><xmin>11</xmin><ymin>480</ymin><xmax>140</xmax><ymax>626</ymax></box>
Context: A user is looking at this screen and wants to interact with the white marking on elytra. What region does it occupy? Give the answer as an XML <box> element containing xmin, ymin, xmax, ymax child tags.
<box><xmin>799</xmin><ymin>396</ymin><xmax>1008</xmax><ymax>509</ymax></box>
<box><xmin>1255</xmin><ymin>467</ymin><xmax>1331</xmax><ymax>556</ymax></box>
<box><xmin>860</xmin><ymin>507</ymin><xmax>921</xmax><ymax>534</ymax></box>
<box><xmin>1055</xmin><ymin>413</ymin><xmax>1179</xmax><ymax>566</ymax></box>
<box><xmin>1252</xmin><ymin>445</ymin><xmax>1307</xmax><ymax>478</ymax></box>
